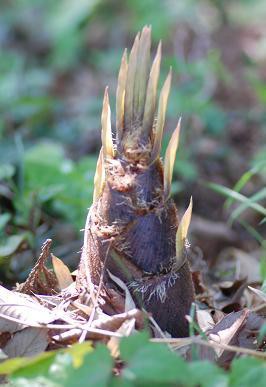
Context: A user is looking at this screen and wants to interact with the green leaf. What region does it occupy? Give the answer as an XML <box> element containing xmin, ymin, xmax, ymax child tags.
<box><xmin>0</xmin><ymin>351</ymin><xmax>57</xmax><ymax>378</ymax></box>
<box><xmin>10</xmin><ymin>343</ymin><xmax>113</xmax><ymax>387</ymax></box>
<box><xmin>65</xmin><ymin>341</ymin><xmax>93</xmax><ymax>368</ymax></box>
<box><xmin>0</xmin><ymin>213</ymin><xmax>11</xmax><ymax>232</ymax></box>
<box><xmin>0</xmin><ymin>342</ymin><xmax>93</xmax><ymax>376</ymax></box>
<box><xmin>51</xmin><ymin>345</ymin><xmax>112</xmax><ymax>387</ymax></box>
<box><xmin>122</xmin><ymin>342</ymin><xmax>188</xmax><ymax>384</ymax></box>
<box><xmin>109</xmin><ymin>376</ymin><xmax>135</xmax><ymax>387</ymax></box>
<box><xmin>0</xmin><ymin>234</ymin><xmax>26</xmax><ymax>259</ymax></box>
<box><xmin>20</xmin><ymin>142</ymin><xmax>96</xmax><ymax>230</ymax></box>
<box><xmin>24</xmin><ymin>142</ymin><xmax>65</xmax><ymax>166</ymax></box>
<box><xmin>188</xmin><ymin>361</ymin><xmax>228</xmax><ymax>387</ymax></box>
<box><xmin>230</xmin><ymin>357</ymin><xmax>266</xmax><ymax>387</ymax></box>
<box><xmin>120</xmin><ymin>331</ymin><xmax>150</xmax><ymax>362</ymax></box>
<box><xmin>0</xmin><ymin>163</ymin><xmax>15</xmax><ymax>180</ymax></box>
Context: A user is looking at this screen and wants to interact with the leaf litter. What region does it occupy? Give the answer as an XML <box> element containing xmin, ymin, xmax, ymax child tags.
<box><xmin>0</xmin><ymin>236</ymin><xmax>265</xmax><ymax>376</ymax></box>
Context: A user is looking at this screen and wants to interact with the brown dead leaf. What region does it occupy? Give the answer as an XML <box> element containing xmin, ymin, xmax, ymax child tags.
<box><xmin>238</xmin><ymin>312</ymin><xmax>265</xmax><ymax>350</ymax></box>
<box><xmin>51</xmin><ymin>308</ymin><xmax>144</xmax><ymax>345</ymax></box>
<box><xmin>51</xmin><ymin>254</ymin><xmax>73</xmax><ymax>290</ymax></box>
<box><xmin>207</xmin><ymin>309</ymin><xmax>249</xmax><ymax>365</ymax></box>
<box><xmin>0</xmin><ymin>286</ymin><xmax>54</xmax><ymax>333</ymax></box>
<box><xmin>214</xmin><ymin>248</ymin><xmax>260</xmax><ymax>283</ymax></box>
<box><xmin>2</xmin><ymin>327</ymin><xmax>48</xmax><ymax>358</ymax></box>
<box><xmin>212</xmin><ymin>278</ymin><xmax>247</xmax><ymax>313</ymax></box>
<box><xmin>219</xmin><ymin>279</ymin><xmax>247</xmax><ymax>297</ymax></box>
<box><xmin>211</xmin><ymin>309</ymin><xmax>225</xmax><ymax>324</ymax></box>
<box><xmin>18</xmin><ymin>239</ymin><xmax>58</xmax><ymax>295</ymax></box>
<box><xmin>91</xmin><ymin>308</ymin><xmax>144</xmax><ymax>333</ymax></box>
<box><xmin>196</xmin><ymin>309</ymin><xmax>214</xmax><ymax>332</ymax></box>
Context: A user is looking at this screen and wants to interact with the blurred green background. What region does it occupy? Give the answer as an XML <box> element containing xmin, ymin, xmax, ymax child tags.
<box><xmin>0</xmin><ymin>0</ymin><xmax>265</xmax><ymax>284</ymax></box>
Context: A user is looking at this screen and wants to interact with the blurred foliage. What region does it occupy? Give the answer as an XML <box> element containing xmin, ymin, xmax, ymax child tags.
<box><xmin>1</xmin><ymin>330</ymin><xmax>266</xmax><ymax>386</ymax></box>
<box><xmin>0</xmin><ymin>0</ymin><xmax>266</xmax><ymax>280</ymax></box>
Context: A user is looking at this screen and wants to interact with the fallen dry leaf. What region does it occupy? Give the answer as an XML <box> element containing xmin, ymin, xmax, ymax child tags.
<box><xmin>207</xmin><ymin>309</ymin><xmax>249</xmax><ymax>364</ymax></box>
<box><xmin>0</xmin><ymin>286</ymin><xmax>54</xmax><ymax>333</ymax></box>
<box><xmin>196</xmin><ymin>309</ymin><xmax>214</xmax><ymax>332</ymax></box>
<box><xmin>51</xmin><ymin>253</ymin><xmax>74</xmax><ymax>290</ymax></box>
<box><xmin>18</xmin><ymin>239</ymin><xmax>58</xmax><ymax>295</ymax></box>
<box><xmin>238</xmin><ymin>312</ymin><xmax>265</xmax><ymax>349</ymax></box>
<box><xmin>91</xmin><ymin>308</ymin><xmax>144</xmax><ymax>333</ymax></box>
<box><xmin>214</xmin><ymin>248</ymin><xmax>260</xmax><ymax>283</ymax></box>
<box><xmin>212</xmin><ymin>278</ymin><xmax>247</xmax><ymax>312</ymax></box>
<box><xmin>2</xmin><ymin>327</ymin><xmax>48</xmax><ymax>358</ymax></box>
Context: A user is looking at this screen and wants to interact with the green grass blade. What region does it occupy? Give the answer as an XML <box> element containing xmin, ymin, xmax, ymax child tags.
<box><xmin>208</xmin><ymin>182</ymin><xmax>266</xmax><ymax>217</ymax></box>
<box><xmin>225</xmin><ymin>160</ymin><xmax>266</xmax><ymax>209</ymax></box>
<box><xmin>229</xmin><ymin>187</ymin><xmax>266</xmax><ymax>223</ymax></box>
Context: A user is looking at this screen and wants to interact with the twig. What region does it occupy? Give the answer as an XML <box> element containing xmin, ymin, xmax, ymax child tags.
<box><xmin>0</xmin><ymin>312</ymin><xmax>122</xmax><ymax>338</ymax></box>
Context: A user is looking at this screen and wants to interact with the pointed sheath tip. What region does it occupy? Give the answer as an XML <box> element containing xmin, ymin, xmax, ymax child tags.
<box><xmin>157</xmin><ymin>40</ymin><xmax>162</xmax><ymax>54</ymax></box>
<box><xmin>142</xmin><ymin>25</ymin><xmax>151</xmax><ymax>33</ymax></box>
<box><xmin>119</xmin><ymin>49</ymin><xmax>127</xmax><ymax>67</ymax></box>
<box><xmin>103</xmin><ymin>86</ymin><xmax>109</xmax><ymax>103</ymax></box>
<box><xmin>142</xmin><ymin>39</ymin><xmax>162</xmax><ymax>137</ymax></box>
<box><xmin>101</xmin><ymin>87</ymin><xmax>114</xmax><ymax>158</ymax></box>
<box><xmin>164</xmin><ymin>68</ymin><xmax>172</xmax><ymax>92</ymax></box>
<box><xmin>163</xmin><ymin>118</ymin><xmax>182</xmax><ymax>200</ymax></box>
<box><xmin>141</xmin><ymin>26</ymin><xmax>151</xmax><ymax>47</ymax></box>
<box><xmin>132</xmin><ymin>32</ymin><xmax>140</xmax><ymax>48</ymax></box>
<box><xmin>175</xmin><ymin>196</ymin><xmax>193</xmax><ymax>268</ymax></box>
<box><xmin>161</xmin><ymin>68</ymin><xmax>172</xmax><ymax>100</ymax></box>
<box><xmin>102</xmin><ymin>87</ymin><xmax>110</xmax><ymax>117</ymax></box>
<box><xmin>151</xmin><ymin>68</ymin><xmax>172</xmax><ymax>161</ymax></box>
<box><xmin>93</xmin><ymin>147</ymin><xmax>105</xmax><ymax>203</ymax></box>
<box><xmin>123</xmin><ymin>48</ymin><xmax>128</xmax><ymax>59</ymax></box>
<box><xmin>167</xmin><ymin>67</ymin><xmax>172</xmax><ymax>83</ymax></box>
<box><xmin>124</xmin><ymin>32</ymin><xmax>140</xmax><ymax>130</ymax></box>
<box><xmin>142</xmin><ymin>25</ymin><xmax>151</xmax><ymax>34</ymax></box>
<box><xmin>153</xmin><ymin>41</ymin><xmax>162</xmax><ymax>66</ymax></box>
<box><xmin>152</xmin><ymin>41</ymin><xmax>162</xmax><ymax>73</ymax></box>
<box><xmin>116</xmin><ymin>49</ymin><xmax>128</xmax><ymax>140</ymax></box>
